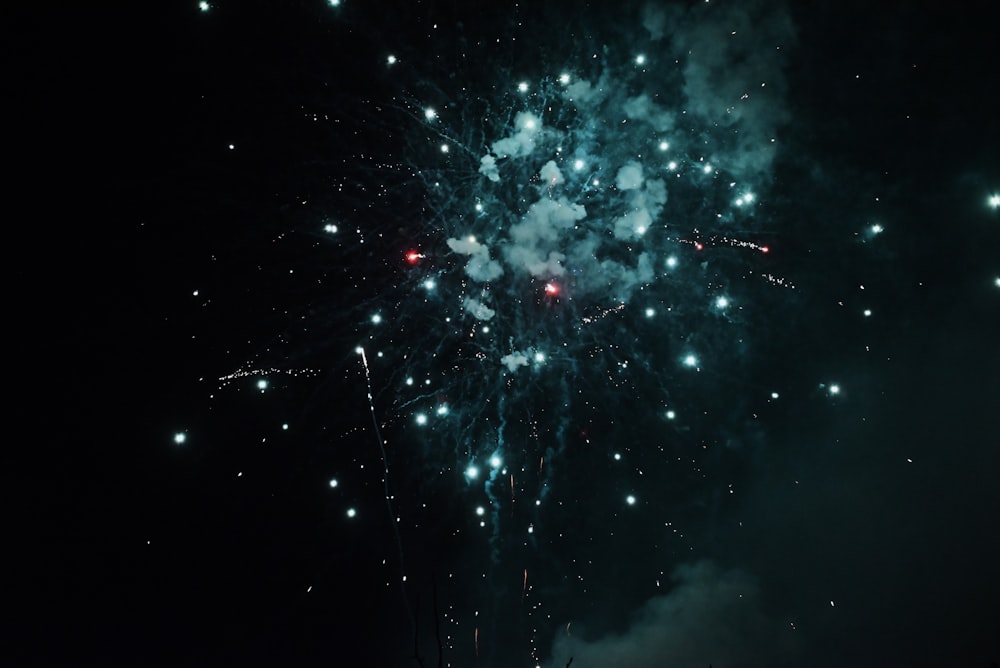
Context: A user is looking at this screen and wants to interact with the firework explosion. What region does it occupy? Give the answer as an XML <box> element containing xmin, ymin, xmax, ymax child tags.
<box><xmin>146</xmin><ymin>2</ymin><xmax>1000</xmax><ymax>666</ymax></box>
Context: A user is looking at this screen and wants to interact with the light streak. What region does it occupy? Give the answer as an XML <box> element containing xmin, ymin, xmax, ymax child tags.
<box><xmin>358</xmin><ymin>348</ymin><xmax>413</xmax><ymax>630</ymax></box>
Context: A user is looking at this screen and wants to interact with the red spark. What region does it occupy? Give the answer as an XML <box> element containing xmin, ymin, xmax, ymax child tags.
<box><xmin>694</xmin><ymin>242</ymin><xmax>704</xmax><ymax>251</ymax></box>
<box><xmin>545</xmin><ymin>282</ymin><xmax>560</xmax><ymax>295</ymax></box>
<box><xmin>760</xmin><ymin>245</ymin><xmax>770</xmax><ymax>254</ymax></box>
<box><xmin>405</xmin><ymin>250</ymin><xmax>423</xmax><ymax>264</ymax></box>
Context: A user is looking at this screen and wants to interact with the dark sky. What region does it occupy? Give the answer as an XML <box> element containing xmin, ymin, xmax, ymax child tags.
<box><xmin>10</xmin><ymin>1</ymin><xmax>998</xmax><ymax>667</ymax></box>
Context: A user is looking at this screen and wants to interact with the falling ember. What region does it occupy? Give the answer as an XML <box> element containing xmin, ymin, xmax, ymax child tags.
<box><xmin>544</xmin><ymin>282</ymin><xmax>559</xmax><ymax>295</ymax></box>
<box><xmin>405</xmin><ymin>250</ymin><xmax>424</xmax><ymax>264</ymax></box>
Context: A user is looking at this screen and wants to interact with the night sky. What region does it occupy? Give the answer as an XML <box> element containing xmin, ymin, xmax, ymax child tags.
<box><xmin>11</xmin><ymin>1</ymin><xmax>999</xmax><ymax>666</ymax></box>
